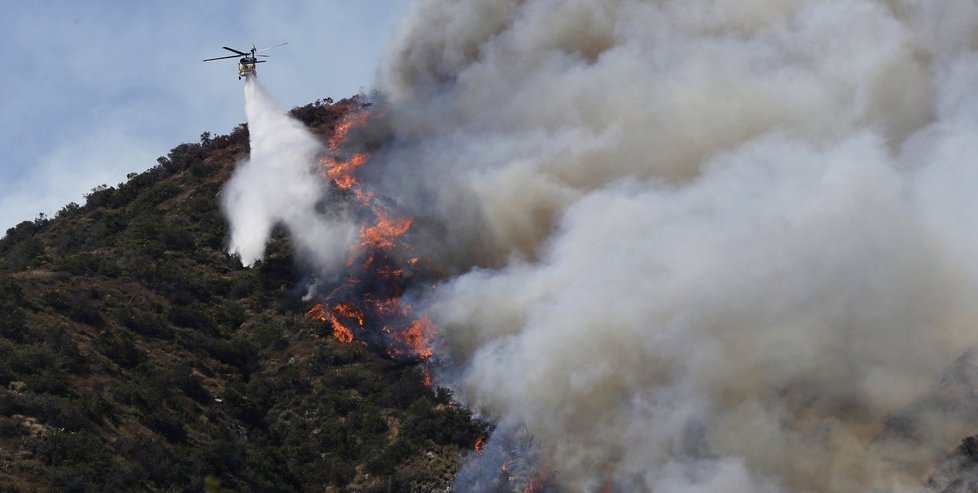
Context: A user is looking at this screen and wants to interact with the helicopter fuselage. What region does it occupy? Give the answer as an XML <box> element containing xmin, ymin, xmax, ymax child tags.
<box><xmin>204</xmin><ymin>44</ymin><xmax>284</xmax><ymax>80</ymax></box>
<box><xmin>238</xmin><ymin>57</ymin><xmax>258</xmax><ymax>79</ymax></box>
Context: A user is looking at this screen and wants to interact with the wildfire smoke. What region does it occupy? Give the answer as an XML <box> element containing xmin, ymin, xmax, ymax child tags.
<box><xmin>366</xmin><ymin>1</ymin><xmax>978</xmax><ymax>492</ymax></box>
<box><xmin>223</xmin><ymin>80</ymin><xmax>436</xmax><ymax>366</ymax></box>
<box><xmin>222</xmin><ymin>1</ymin><xmax>978</xmax><ymax>491</ymax></box>
<box><xmin>311</xmin><ymin>109</ymin><xmax>438</xmax><ymax>365</ymax></box>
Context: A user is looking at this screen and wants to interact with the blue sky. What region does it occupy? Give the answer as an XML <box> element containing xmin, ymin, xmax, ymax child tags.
<box><xmin>0</xmin><ymin>0</ymin><xmax>411</xmax><ymax>232</ymax></box>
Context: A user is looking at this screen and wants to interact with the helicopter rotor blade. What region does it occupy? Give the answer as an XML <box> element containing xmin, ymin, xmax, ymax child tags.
<box><xmin>222</xmin><ymin>46</ymin><xmax>249</xmax><ymax>56</ymax></box>
<box><xmin>256</xmin><ymin>42</ymin><xmax>288</xmax><ymax>53</ymax></box>
<box><xmin>257</xmin><ymin>54</ymin><xmax>270</xmax><ymax>57</ymax></box>
<box><xmin>203</xmin><ymin>54</ymin><xmax>242</xmax><ymax>62</ymax></box>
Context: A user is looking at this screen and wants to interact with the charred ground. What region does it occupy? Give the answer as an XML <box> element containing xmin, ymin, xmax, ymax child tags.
<box><xmin>0</xmin><ymin>98</ymin><xmax>485</xmax><ymax>492</ymax></box>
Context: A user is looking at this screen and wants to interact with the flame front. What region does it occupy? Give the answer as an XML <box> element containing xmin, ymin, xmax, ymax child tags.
<box><xmin>387</xmin><ymin>317</ymin><xmax>435</xmax><ymax>360</ymax></box>
<box><xmin>324</xmin><ymin>152</ymin><xmax>370</xmax><ymax>192</ymax></box>
<box><xmin>328</xmin><ymin>110</ymin><xmax>369</xmax><ymax>151</ymax></box>
<box><xmin>359</xmin><ymin>211</ymin><xmax>413</xmax><ymax>251</ymax></box>
<box><xmin>306</xmin><ymin>303</ymin><xmax>356</xmax><ymax>344</ymax></box>
<box><xmin>309</xmin><ymin>107</ymin><xmax>438</xmax><ymax>371</ymax></box>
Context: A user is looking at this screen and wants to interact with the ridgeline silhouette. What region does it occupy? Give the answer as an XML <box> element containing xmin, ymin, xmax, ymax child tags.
<box><xmin>0</xmin><ymin>97</ymin><xmax>485</xmax><ymax>492</ymax></box>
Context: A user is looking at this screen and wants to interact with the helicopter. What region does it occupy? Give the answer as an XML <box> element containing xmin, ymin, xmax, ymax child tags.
<box><xmin>203</xmin><ymin>43</ymin><xmax>287</xmax><ymax>79</ymax></box>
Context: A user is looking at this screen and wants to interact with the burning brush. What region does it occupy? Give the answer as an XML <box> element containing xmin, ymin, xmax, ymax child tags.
<box><xmin>307</xmin><ymin>106</ymin><xmax>437</xmax><ymax>382</ymax></box>
<box><xmin>456</xmin><ymin>425</ymin><xmax>563</xmax><ymax>493</ymax></box>
<box><xmin>310</xmin><ymin>104</ymin><xmax>573</xmax><ymax>492</ymax></box>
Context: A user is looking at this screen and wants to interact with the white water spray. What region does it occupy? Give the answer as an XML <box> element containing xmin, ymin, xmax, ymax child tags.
<box><xmin>222</xmin><ymin>78</ymin><xmax>354</xmax><ymax>270</ymax></box>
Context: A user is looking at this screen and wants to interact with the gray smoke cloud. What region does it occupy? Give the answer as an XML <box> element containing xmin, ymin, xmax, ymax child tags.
<box><xmin>222</xmin><ymin>78</ymin><xmax>355</xmax><ymax>271</ymax></box>
<box><xmin>218</xmin><ymin>1</ymin><xmax>978</xmax><ymax>491</ymax></box>
<box><xmin>353</xmin><ymin>0</ymin><xmax>978</xmax><ymax>491</ymax></box>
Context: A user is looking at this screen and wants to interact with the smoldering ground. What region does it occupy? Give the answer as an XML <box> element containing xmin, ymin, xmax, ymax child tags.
<box><xmin>224</xmin><ymin>1</ymin><xmax>978</xmax><ymax>491</ymax></box>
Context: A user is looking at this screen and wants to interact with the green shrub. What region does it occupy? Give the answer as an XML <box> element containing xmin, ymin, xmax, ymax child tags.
<box><xmin>167</xmin><ymin>304</ymin><xmax>217</xmax><ymax>334</ymax></box>
<box><xmin>3</xmin><ymin>237</ymin><xmax>45</xmax><ymax>272</ymax></box>
<box><xmin>94</xmin><ymin>332</ymin><xmax>145</xmax><ymax>369</ymax></box>
<box><xmin>0</xmin><ymin>276</ymin><xmax>26</xmax><ymax>341</ymax></box>
<box><xmin>0</xmin><ymin>415</ymin><xmax>27</xmax><ymax>437</ymax></box>
<box><xmin>1</xmin><ymin>220</ymin><xmax>43</xmax><ymax>254</ymax></box>
<box><xmin>127</xmin><ymin>181</ymin><xmax>179</xmax><ymax>213</ymax></box>
<box><xmin>115</xmin><ymin>307</ymin><xmax>173</xmax><ymax>340</ymax></box>
<box><xmin>45</xmin><ymin>328</ymin><xmax>89</xmax><ymax>374</ymax></box>
<box><xmin>168</xmin><ymin>364</ymin><xmax>210</xmax><ymax>404</ymax></box>
<box><xmin>24</xmin><ymin>368</ymin><xmax>70</xmax><ymax>396</ymax></box>
<box><xmin>0</xmin><ymin>391</ymin><xmax>90</xmax><ymax>431</ymax></box>
<box><xmin>9</xmin><ymin>345</ymin><xmax>57</xmax><ymax>374</ymax></box>
<box><xmin>365</xmin><ymin>438</ymin><xmax>412</xmax><ymax>475</ymax></box>
<box><xmin>120</xmin><ymin>436</ymin><xmax>181</xmax><ymax>485</ymax></box>
<box><xmin>34</xmin><ymin>430</ymin><xmax>109</xmax><ymax>466</ymax></box>
<box><xmin>43</xmin><ymin>291</ymin><xmax>103</xmax><ymax>326</ymax></box>
<box><xmin>144</xmin><ymin>409</ymin><xmax>188</xmax><ymax>444</ymax></box>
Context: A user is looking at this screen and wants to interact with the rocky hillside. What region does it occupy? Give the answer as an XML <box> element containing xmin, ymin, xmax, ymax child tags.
<box><xmin>0</xmin><ymin>97</ymin><xmax>485</xmax><ymax>492</ymax></box>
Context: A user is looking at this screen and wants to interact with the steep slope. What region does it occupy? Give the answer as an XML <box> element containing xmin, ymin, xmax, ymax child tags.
<box><xmin>0</xmin><ymin>97</ymin><xmax>484</xmax><ymax>492</ymax></box>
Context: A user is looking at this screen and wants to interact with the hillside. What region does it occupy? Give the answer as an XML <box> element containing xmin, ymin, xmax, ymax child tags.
<box><xmin>0</xmin><ymin>98</ymin><xmax>485</xmax><ymax>492</ymax></box>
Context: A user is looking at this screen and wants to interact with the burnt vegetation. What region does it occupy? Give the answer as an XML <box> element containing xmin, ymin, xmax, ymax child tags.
<box><xmin>0</xmin><ymin>98</ymin><xmax>485</xmax><ymax>492</ymax></box>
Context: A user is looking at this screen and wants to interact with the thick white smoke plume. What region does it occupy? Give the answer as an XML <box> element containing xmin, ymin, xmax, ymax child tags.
<box><xmin>222</xmin><ymin>78</ymin><xmax>354</xmax><ymax>270</ymax></box>
<box><xmin>359</xmin><ymin>1</ymin><xmax>978</xmax><ymax>491</ymax></box>
<box><xmin>221</xmin><ymin>1</ymin><xmax>978</xmax><ymax>491</ymax></box>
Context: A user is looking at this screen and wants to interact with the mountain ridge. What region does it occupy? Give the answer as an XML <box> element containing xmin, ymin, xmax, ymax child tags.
<box><xmin>0</xmin><ymin>96</ymin><xmax>484</xmax><ymax>493</ymax></box>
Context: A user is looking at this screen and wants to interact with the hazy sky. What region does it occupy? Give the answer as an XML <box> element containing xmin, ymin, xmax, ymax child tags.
<box><xmin>0</xmin><ymin>0</ymin><xmax>411</xmax><ymax>232</ymax></box>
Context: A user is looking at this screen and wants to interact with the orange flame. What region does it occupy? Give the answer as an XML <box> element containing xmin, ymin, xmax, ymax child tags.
<box><xmin>310</xmin><ymin>105</ymin><xmax>438</xmax><ymax>377</ymax></box>
<box><xmin>475</xmin><ymin>435</ymin><xmax>487</xmax><ymax>453</ymax></box>
<box><xmin>523</xmin><ymin>467</ymin><xmax>550</xmax><ymax>493</ymax></box>
<box><xmin>307</xmin><ymin>303</ymin><xmax>357</xmax><ymax>344</ymax></box>
<box><xmin>328</xmin><ymin>111</ymin><xmax>369</xmax><ymax>150</ymax></box>
<box><xmin>306</xmin><ymin>303</ymin><xmax>325</xmax><ymax>319</ymax></box>
<box><xmin>329</xmin><ymin>317</ymin><xmax>355</xmax><ymax>344</ymax></box>
<box><xmin>333</xmin><ymin>303</ymin><xmax>366</xmax><ymax>329</ymax></box>
<box><xmin>323</xmin><ymin>111</ymin><xmax>373</xmax><ymax>205</ymax></box>
<box><xmin>374</xmin><ymin>298</ymin><xmax>409</xmax><ymax>317</ymax></box>
<box><xmin>377</xmin><ymin>266</ymin><xmax>403</xmax><ymax>278</ymax></box>
<box><xmin>387</xmin><ymin>317</ymin><xmax>435</xmax><ymax>361</ymax></box>
<box><xmin>323</xmin><ymin>152</ymin><xmax>371</xmax><ymax>191</ymax></box>
<box><xmin>359</xmin><ymin>211</ymin><xmax>413</xmax><ymax>250</ymax></box>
